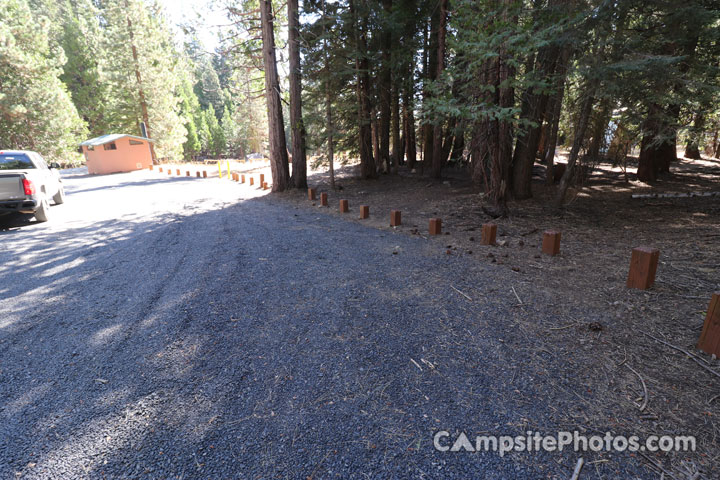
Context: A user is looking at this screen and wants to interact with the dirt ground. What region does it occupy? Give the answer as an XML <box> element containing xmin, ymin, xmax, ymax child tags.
<box><xmin>273</xmin><ymin>153</ymin><xmax>720</xmax><ymax>479</ymax></box>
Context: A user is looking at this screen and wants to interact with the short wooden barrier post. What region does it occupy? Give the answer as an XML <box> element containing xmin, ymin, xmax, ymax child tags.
<box><xmin>149</xmin><ymin>165</ymin><xmax>154</xmax><ymax>171</ymax></box>
<box><xmin>698</xmin><ymin>293</ymin><xmax>720</xmax><ymax>356</ymax></box>
<box><xmin>168</xmin><ymin>169</ymin><xmax>172</xmax><ymax>176</ymax></box>
<box><xmin>542</xmin><ymin>230</ymin><xmax>561</xmax><ymax>256</ymax></box>
<box><xmin>481</xmin><ymin>223</ymin><xmax>497</xmax><ymax>245</ymax></box>
<box><xmin>263</xmin><ymin>182</ymin><xmax>269</xmax><ymax>190</ymax></box>
<box><xmin>241</xmin><ymin>174</ymin><xmax>245</xmax><ymax>183</ymax></box>
<box><xmin>259</xmin><ymin>174</ymin><xmax>265</xmax><ymax>187</ymax></box>
<box><xmin>339</xmin><ymin>199</ymin><xmax>349</xmax><ymax>213</ymax></box>
<box><xmin>196</xmin><ymin>171</ymin><xmax>201</xmax><ymax>178</ymax></box>
<box><xmin>186</xmin><ymin>171</ymin><xmax>191</xmax><ymax>177</ymax></box>
<box><xmin>159</xmin><ymin>167</ymin><xmax>163</xmax><ymax>173</ymax></box>
<box><xmin>202</xmin><ymin>170</ymin><xmax>207</xmax><ymax>178</ymax></box>
<box><xmin>176</xmin><ymin>169</ymin><xmax>181</xmax><ymax>176</ymax></box>
<box><xmin>359</xmin><ymin>205</ymin><xmax>369</xmax><ymax>219</ymax></box>
<box><xmin>390</xmin><ymin>210</ymin><xmax>401</xmax><ymax>227</ymax></box>
<box><xmin>429</xmin><ymin>218</ymin><xmax>442</xmax><ymax>235</ymax></box>
<box><xmin>308</xmin><ymin>188</ymin><xmax>316</xmax><ymax>200</ymax></box>
<box><xmin>249</xmin><ymin>177</ymin><xmax>254</xmax><ymax>186</ymax></box>
<box><xmin>626</xmin><ymin>246</ymin><xmax>660</xmax><ymax>290</ymax></box>
<box><xmin>320</xmin><ymin>192</ymin><xmax>328</xmax><ymax>206</ymax></box>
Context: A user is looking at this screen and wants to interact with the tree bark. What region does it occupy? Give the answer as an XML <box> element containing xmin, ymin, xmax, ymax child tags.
<box><xmin>403</xmin><ymin>84</ymin><xmax>417</xmax><ymax>168</ymax></box>
<box><xmin>260</xmin><ymin>0</ymin><xmax>290</xmax><ymax>191</ymax></box>
<box><xmin>350</xmin><ymin>0</ymin><xmax>377</xmax><ymax>178</ymax></box>
<box><xmin>543</xmin><ymin>46</ymin><xmax>571</xmax><ymax>185</ymax></box>
<box><xmin>391</xmin><ymin>81</ymin><xmax>401</xmax><ymax>172</ymax></box>
<box><xmin>684</xmin><ymin>112</ymin><xmax>704</xmax><ymax>159</ymax></box>
<box><xmin>378</xmin><ymin>0</ymin><xmax>392</xmax><ymax>173</ymax></box>
<box><xmin>288</xmin><ymin>0</ymin><xmax>307</xmax><ymax>189</ymax></box>
<box><xmin>555</xmin><ymin>86</ymin><xmax>595</xmax><ymax>207</ymax></box>
<box><xmin>430</xmin><ymin>0</ymin><xmax>448</xmax><ymax>178</ymax></box>
<box><xmin>422</xmin><ymin>8</ymin><xmax>439</xmax><ymax>173</ymax></box>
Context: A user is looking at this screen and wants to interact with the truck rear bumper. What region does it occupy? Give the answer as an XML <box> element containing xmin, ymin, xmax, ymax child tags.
<box><xmin>0</xmin><ymin>199</ymin><xmax>37</xmax><ymax>214</ymax></box>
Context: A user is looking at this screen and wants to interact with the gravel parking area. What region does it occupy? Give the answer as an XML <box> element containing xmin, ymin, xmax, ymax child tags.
<box><xmin>0</xmin><ymin>169</ymin><xmax>658</xmax><ymax>478</ymax></box>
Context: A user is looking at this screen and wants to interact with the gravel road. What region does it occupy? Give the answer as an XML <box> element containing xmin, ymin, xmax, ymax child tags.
<box><xmin>0</xmin><ymin>169</ymin><xmax>650</xmax><ymax>478</ymax></box>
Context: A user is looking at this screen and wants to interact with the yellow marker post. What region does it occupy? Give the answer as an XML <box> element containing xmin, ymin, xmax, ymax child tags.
<box><xmin>226</xmin><ymin>160</ymin><xmax>231</xmax><ymax>180</ymax></box>
<box><xmin>218</xmin><ymin>161</ymin><xmax>222</xmax><ymax>179</ymax></box>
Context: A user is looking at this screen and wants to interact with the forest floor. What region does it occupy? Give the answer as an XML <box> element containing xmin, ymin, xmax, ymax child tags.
<box><xmin>277</xmin><ymin>153</ymin><xmax>720</xmax><ymax>479</ymax></box>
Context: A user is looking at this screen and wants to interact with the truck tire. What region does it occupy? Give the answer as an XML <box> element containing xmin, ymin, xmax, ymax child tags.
<box><xmin>52</xmin><ymin>185</ymin><xmax>66</xmax><ymax>205</ymax></box>
<box><xmin>35</xmin><ymin>198</ymin><xmax>50</xmax><ymax>223</ymax></box>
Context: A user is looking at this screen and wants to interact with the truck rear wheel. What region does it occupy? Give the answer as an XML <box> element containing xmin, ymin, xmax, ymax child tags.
<box><xmin>52</xmin><ymin>185</ymin><xmax>66</xmax><ymax>205</ymax></box>
<box><xmin>35</xmin><ymin>198</ymin><xmax>50</xmax><ymax>222</ymax></box>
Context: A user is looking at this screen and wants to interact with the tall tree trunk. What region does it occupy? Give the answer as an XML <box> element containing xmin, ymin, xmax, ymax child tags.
<box><xmin>543</xmin><ymin>46</ymin><xmax>571</xmax><ymax>185</ymax></box>
<box><xmin>431</xmin><ymin>0</ymin><xmax>448</xmax><ymax>178</ymax></box>
<box><xmin>350</xmin><ymin>0</ymin><xmax>377</xmax><ymax>178</ymax></box>
<box><xmin>288</xmin><ymin>0</ymin><xmax>307</xmax><ymax>189</ymax></box>
<box><xmin>450</xmin><ymin>121</ymin><xmax>465</xmax><ymax>162</ymax></box>
<box><xmin>260</xmin><ymin>0</ymin><xmax>290</xmax><ymax>191</ymax></box>
<box><xmin>555</xmin><ymin>86</ymin><xmax>595</xmax><ymax>206</ymax></box>
<box><xmin>391</xmin><ymin>82</ymin><xmax>401</xmax><ymax>172</ymax></box>
<box><xmin>378</xmin><ymin>0</ymin><xmax>392</xmax><ymax>173</ymax></box>
<box><xmin>404</xmin><ymin>84</ymin><xmax>417</xmax><ymax>169</ymax></box>
<box><xmin>125</xmin><ymin>4</ymin><xmax>156</xmax><ymax>163</ymax></box>
<box><xmin>422</xmin><ymin>8</ymin><xmax>439</xmax><ymax>173</ymax></box>
<box><xmin>322</xmin><ymin>0</ymin><xmax>335</xmax><ymax>189</ymax></box>
<box><xmin>510</xmin><ymin>46</ymin><xmax>560</xmax><ymax>198</ymax></box>
<box><xmin>587</xmin><ymin>100</ymin><xmax>611</xmax><ymax>162</ymax></box>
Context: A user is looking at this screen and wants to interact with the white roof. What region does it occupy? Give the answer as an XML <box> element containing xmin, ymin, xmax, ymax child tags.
<box><xmin>80</xmin><ymin>134</ymin><xmax>154</xmax><ymax>147</ymax></box>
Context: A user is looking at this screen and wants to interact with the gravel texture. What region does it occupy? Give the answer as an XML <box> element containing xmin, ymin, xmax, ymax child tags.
<box><xmin>0</xmin><ymin>169</ymin><xmax>651</xmax><ymax>478</ymax></box>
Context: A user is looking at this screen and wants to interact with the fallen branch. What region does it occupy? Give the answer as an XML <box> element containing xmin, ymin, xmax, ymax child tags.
<box><xmin>631</xmin><ymin>191</ymin><xmax>720</xmax><ymax>199</ymax></box>
<box><xmin>624</xmin><ymin>364</ymin><xmax>649</xmax><ymax>411</ymax></box>
<box><xmin>642</xmin><ymin>332</ymin><xmax>720</xmax><ymax>381</ymax></box>
<box><xmin>570</xmin><ymin>457</ymin><xmax>584</xmax><ymax>480</ymax></box>
<box><xmin>451</xmin><ymin>285</ymin><xmax>472</xmax><ymax>301</ymax></box>
<box><xmin>511</xmin><ymin>286</ymin><xmax>523</xmax><ymax>305</ymax></box>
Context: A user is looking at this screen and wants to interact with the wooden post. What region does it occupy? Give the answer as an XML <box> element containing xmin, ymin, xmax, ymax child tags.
<box><xmin>159</xmin><ymin>167</ymin><xmax>163</xmax><ymax>173</ymax></box>
<box><xmin>176</xmin><ymin>169</ymin><xmax>181</xmax><ymax>176</ymax></box>
<box><xmin>359</xmin><ymin>205</ymin><xmax>369</xmax><ymax>219</ymax></box>
<box><xmin>250</xmin><ymin>177</ymin><xmax>254</xmax><ymax>186</ymax></box>
<box><xmin>542</xmin><ymin>230</ymin><xmax>561</xmax><ymax>256</ymax></box>
<box><xmin>149</xmin><ymin>165</ymin><xmax>154</xmax><ymax>171</ymax></box>
<box><xmin>698</xmin><ymin>293</ymin><xmax>720</xmax><ymax>356</ymax></box>
<box><xmin>186</xmin><ymin>171</ymin><xmax>191</xmax><ymax>177</ymax></box>
<box><xmin>203</xmin><ymin>170</ymin><xmax>207</xmax><ymax>178</ymax></box>
<box><xmin>259</xmin><ymin>173</ymin><xmax>265</xmax><ymax>187</ymax></box>
<box><xmin>626</xmin><ymin>246</ymin><xmax>660</xmax><ymax>290</ymax></box>
<box><xmin>196</xmin><ymin>171</ymin><xmax>201</xmax><ymax>178</ymax></box>
<box><xmin>263</xmin><ymin>182</ymin><xmax>269</xmax><ymax>190</ymax></box>
<box><xmin>168</xmin><ymin>169</ymin><xmax>172</xmax><ymax>176</ymax></box>
<box><xmin>320</xmin><ymin>192</ymin><xmax>328</xmax><ymax>206</ymax></box>
<box><xmin>241</xmin><ymin>174</ymin><xmax>245</xmax><ymax>183</ymax></box>
<box><xmin>481</xmin><ymin>223</ymin><xmax>497</xmax><ymax>245</ymax></box>
<box><xmin>339</xmin><ymin>199</ymin><xmax>349</xmax><ymax>213</ymax></box>
<box><xmin>390</xmin><ymin>210</ymin><xmax>401</xmax><ymax>226</ymax></box>
<box><xmin>429</xmin><ymin>218</ymin><xmax>442</xmax><ymax>235</ymax></box>
<box><xmin>308</xmin><ymin>188</ymin><xmax>316</xmax><ymax>200</ymax></box>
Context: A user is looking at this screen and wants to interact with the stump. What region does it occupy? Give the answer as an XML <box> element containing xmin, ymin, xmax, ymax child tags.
<box><xmin>390</xmin><ymin>210</ymin><xmax>401</xmax><ymax>227</ymax></box>
<box><xmin>308</xmin><ymin>188</ymin><xmax>316</xmax><ymax>200</ymax></box>
<box><xmin>339</xmin><ymin>199</ymin><xmax>349</xmax><ymax>213</ymax></box>
<box><xmin>429</xmin><ymin>218</ymin><xmax>442</xmax><ymax>235</ymax></box>
<box><xmin>359</xmin><ymin>205</ymin><xmax>369</xmax><ymax>219</ymax></box>
<box><xmin>698</xmin><ymin>293</ymin><xmax>720</xmax><ymax>356</ymax></box>
<box><xmin>320</xmin><ymin>192</ymin><xmax>328</xmax><ymax>206</ymax></box>
<box><xmin>626</xmin><ymin>246</ymin><xmax>660</xmax><ymax>290</ymax></box>
<box><xmin>542</xmin><ymin>230</ymin><xmax>561</xmax><ymax>256</ymax></box>
<box><xmin>481</xmin><ymin>223</ymin><xmax>497</xmax><ymax>245</ymax></box>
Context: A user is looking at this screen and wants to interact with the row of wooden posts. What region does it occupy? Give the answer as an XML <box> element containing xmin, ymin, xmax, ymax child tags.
<box><xmin>307</xmin><ymin>186</ymin><xmax>720</xmax><ymax>359</ymax></box>
<box><xmin>150</xmin><ymin>164</ymin><xmax>272</xmax><ymax>190</ymax></box>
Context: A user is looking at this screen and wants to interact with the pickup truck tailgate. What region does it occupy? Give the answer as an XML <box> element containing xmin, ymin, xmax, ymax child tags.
<box><xmin>0</xmin><ymin>175</ymin><xmax>24</xmax><ymax>200</ymax></box>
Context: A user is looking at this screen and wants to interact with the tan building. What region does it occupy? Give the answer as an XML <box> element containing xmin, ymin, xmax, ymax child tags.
<box><xmin>80</xmin><ymin>134</ymin><xmax>154</xmax><ymax>175</ymax></box>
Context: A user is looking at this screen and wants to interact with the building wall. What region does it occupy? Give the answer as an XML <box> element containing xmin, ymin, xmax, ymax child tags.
<box><xmin>83</xmin><ymin>137</ymin><xmax>153</xmax><ymax>175</ymax></box>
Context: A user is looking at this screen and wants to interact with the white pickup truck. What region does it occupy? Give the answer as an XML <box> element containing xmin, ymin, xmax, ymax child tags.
<box><xmin>0</xmin><ymin>150</ymin><xmax>65</xmax><ymax>222</ymax></box>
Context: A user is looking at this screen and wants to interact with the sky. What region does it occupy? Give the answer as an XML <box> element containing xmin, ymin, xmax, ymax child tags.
<box><xmin>158</xmin><ymin>0</ymin><xmax>226</xmax><ymax>51</ymax></box>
